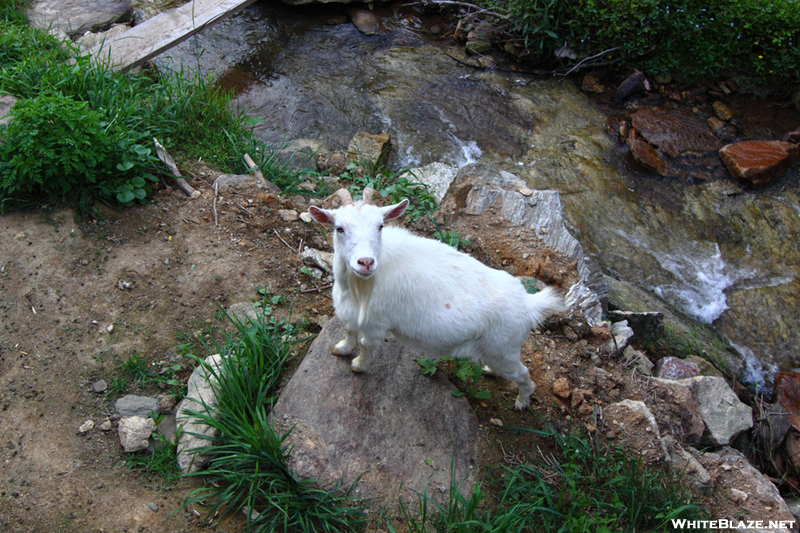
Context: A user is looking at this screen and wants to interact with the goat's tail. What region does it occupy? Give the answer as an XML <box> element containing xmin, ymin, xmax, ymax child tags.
<box><xmin>526</xmin><ymin>286</ymin><xmax>568</xmax><ymax>329</ymax></box>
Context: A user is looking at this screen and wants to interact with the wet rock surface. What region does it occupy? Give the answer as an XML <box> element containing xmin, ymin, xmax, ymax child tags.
<box><xmin>720</xmin><ymin>140</ymin><xmax>800</xmax><ymax>187</ymax></box>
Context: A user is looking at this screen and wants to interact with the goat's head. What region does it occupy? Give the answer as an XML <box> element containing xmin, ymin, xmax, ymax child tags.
<box><xmin>308</xmin><ymin>188</ymin><xmax>409</xmax><ymax>279</ymax></box>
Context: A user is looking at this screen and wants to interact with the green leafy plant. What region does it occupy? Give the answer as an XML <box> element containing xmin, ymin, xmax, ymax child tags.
<box><xmin>500</xmin><ymin>0</ymin><xmax>800</xmax><ymax>88</ymax></box>
<box><xmin>450</xmin><ymin>358</ymin><xmax>491</xmax><ymax>400</ymax></box>
<box><xmin>343</xmin><ymin>165</ymin><xmax>437</xmax><ymax>223</ymax></box>
<box><xmin>429</xmin><ymin>214</ymin><xmax>471</xmax><ymax>251</ymax></box>
<box><xmin>0</xmin><ymin>4</ymin><xmax>303</xmax><ymax>212</ymax></box>
<box><xmin>521</xmin><ymin>278</ymin><xmax>540</xmax><ymax>294</ymax></box>
<box><xmin>415</xmin><ymin>356</ymin><xmax>491</xmax><ymax>400</ymax></box>
<box><xmin>414</xmin><ymin>355</ymin><xmax>440</xmax><ymax>377</ymax></box>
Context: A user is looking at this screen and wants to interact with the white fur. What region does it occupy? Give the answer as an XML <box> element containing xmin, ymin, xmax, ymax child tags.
<box><xmin>308</xmin><ymin>198</ymin><xmax>567</xmax><ymax>410</ymax></box>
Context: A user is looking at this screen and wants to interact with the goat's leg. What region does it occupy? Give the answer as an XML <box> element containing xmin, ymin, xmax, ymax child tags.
<box><xmin>332</xmin><ymin>327</ymin><xmax>358</xmax><ymax>356</ymax></box>
<box><xmin>513</xmin><ymin>371</ymin><xmax>537</xmax><ymax>410</ymax></box>
<box><xmin>486</xmin><ymin>355</ymin><xmax>536</xmax><ymax>410</ymax></box>
<box><xmin>350</xmin><ymin>334</ymin><xmax>381</xmax><ymax>373</ymax></box>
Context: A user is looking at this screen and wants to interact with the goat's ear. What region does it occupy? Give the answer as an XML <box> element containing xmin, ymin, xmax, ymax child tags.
<box><xmin>308</xmin><ymin>206</ymin><xmax>334</xmax><ymax>225</ymax></box>
<box><xmin>382</xmin><ymin>199</ymin><xmax>409</xmax><ymax>222</ymax></box>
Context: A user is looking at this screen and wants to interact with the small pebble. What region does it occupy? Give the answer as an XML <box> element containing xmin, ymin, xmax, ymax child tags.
<box><xmin>93</xmin><ymin>380</ymin><xmax>108</xmax><ymax>393</ymax></box>
<box><xmin>148</xmin><ymin>502</ymin><xmax>159</xmax><ymax>512</ymax></box>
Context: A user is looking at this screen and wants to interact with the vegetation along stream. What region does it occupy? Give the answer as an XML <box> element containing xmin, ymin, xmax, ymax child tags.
<box><xmin>154</xmin><ymin>0</ymin><xmax>800</xmax><ymax>391</ymax></box>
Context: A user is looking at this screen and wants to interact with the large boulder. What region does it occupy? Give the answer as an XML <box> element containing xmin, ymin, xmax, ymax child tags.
<box><xmin>270</xmin><ymin>317</ymin><xmax>479</xmax><ymax>509</ymax></box>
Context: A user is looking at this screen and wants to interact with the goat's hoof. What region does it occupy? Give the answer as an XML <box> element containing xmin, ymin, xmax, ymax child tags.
<box><xmin>514</xmin><ymin>397</ymin><xmax>530</xmax><ymax>411</ymax></box>
<box><xmin>351</xmin><ymin>357</ymin><xmax>370</xmax><ymax>373</ymax></box>
<box><xmin>332</xmin><ymin>342</ymin><xmax>355</xmax><ymax>356</ymax></box>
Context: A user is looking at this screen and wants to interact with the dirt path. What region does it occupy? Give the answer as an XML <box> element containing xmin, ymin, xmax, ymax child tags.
<box><xmin>0</xmin><ymin>167</ymin><xmax>332</xmax><ymax>532</ymax></box>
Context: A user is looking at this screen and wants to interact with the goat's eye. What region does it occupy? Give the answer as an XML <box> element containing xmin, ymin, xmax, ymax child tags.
<box><xmin>378</xmin><ymin>224</ymin><xmax>384</xmax><ymax>231</ymax></box>
<box><xmin>336</xmin><ymin>227</ymin><xmax>345</xmax><ymax>234</ymax></box>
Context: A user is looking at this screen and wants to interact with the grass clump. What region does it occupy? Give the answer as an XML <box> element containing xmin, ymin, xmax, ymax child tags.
<box><xmin>393</xmin><ymin>425</ymin><xmax>706</xmax><ymax>532</ymax></box>
<box><xmin>178</xmin><ymin>308</ymin><xmax>364</xmax><ymax>533</ymax></box>
<box><xmin>125</xmin><ymin>433</ymin><xmax>183</xmax><ymax>489</ymax></box>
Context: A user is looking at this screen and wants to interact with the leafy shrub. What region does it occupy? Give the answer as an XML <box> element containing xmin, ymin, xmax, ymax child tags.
<box><xmin>502</xmin><ymin>0</ymin><xmax>800</xmax><ymax>88</ymax></box>
<box><xmin>0</xmin><ymin>3</ymin><xmax>301</xmax><ymax>213</ymax></box>
<box><xmin>0</xmin><ymin>92</ymin><xmax>157</xmax><ymax>210</ymax></box>
<box><xmin>506</xmin><ymin>0</ymin><xmax>577</xmax><ymax>57</ymax></box>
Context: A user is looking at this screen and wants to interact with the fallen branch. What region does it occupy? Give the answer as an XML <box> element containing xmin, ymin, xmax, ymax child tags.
<box><xmin>153</xmin><ymin>138</ymin><xmax>201</xmax><ymax>198</ymax></box>
<box><xmin>212</xmin><ymin>181</ymin><xmax>219</xmax><ymax>227</ymax></box>
<box><xmin>273</xmin><ymin>229</ymin><xmax>296</xmax><ymax>252</ymax></box>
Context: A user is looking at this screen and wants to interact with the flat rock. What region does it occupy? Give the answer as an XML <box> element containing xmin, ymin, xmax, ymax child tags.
<box><xmin>274</xmin><ymin>139</ymin><xmax>329</xmax><ymax>173</ymax></box>
<box><xmin>661</xmin><ymin>436</ymin><xmax>712</xmax><ymax>496</ymax></box>
<box><xmin>697</xmin><ymin>447</ymin><xmax>795</xmax><ymax>525</ymax></box>
<box><xmin>270</xmin><ymin>317</ymin><xmax>478</xmax><ymax>509</ymax></box>
<box><xmin>650</xmin><ymin>378</ymin><xmax>706</xmax><ymax>445</ymax></box>
<box><xmin>27</xmin><ymin>0</ymin><xmax>133</xmax><ymax>40</ymax></box>
<box><xmin>622</xmin><ymin>346</ymin><xmax>654</xmax><ymax>376</ymax></box>
<box><xmin>720</xmin><ymin>140</ymin><xmax>800</xmax><ymax>187</ymax></box>
<box><xmin>631</xmin><ymin>105</ymin><xmax>722</xmax><ymax>158</ymax></box>
<box><xmin>115</xmin><ymin>395</ymin><xmax>159</xmax><ymax>418</ymax></box>
<box><xmin>213</xmin><ymin>173</ymin><xmax>280</xmax><ymax>194</ymax></box>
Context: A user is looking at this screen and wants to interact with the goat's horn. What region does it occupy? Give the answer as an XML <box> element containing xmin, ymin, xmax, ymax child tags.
<box><xmin>332</xmin><ymin>188</ymin><xmax>354</xmax><ymax>207</ymax></box>
<box><xmin>362</xmin><ymin>187</ymin><xmax>376</xmax><ymax>205</ymax></box>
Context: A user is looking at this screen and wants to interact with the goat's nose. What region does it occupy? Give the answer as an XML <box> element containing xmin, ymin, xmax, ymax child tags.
<box><xmin>357</xmin><ymin>257</ymin><xmax>374</xmax><ymax>270</ymax></box>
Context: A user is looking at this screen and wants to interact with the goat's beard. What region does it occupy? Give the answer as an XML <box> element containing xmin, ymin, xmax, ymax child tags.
<box><xmin>347</xmin><ymin>271</ymin><xmax>375</xmax><ymax>327</ymax></box>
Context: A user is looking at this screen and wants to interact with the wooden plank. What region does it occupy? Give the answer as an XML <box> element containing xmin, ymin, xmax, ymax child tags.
<box><xmin>87</xmin><ymin>0</ymin><xmax>257</xmax><ymax>72</ymax></box>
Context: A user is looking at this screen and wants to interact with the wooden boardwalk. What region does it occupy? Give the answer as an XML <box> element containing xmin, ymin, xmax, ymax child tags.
<box><xmin>87</xmin><ymin>0</ymin><xmax>256</xmax><ymax>71</ymax></box>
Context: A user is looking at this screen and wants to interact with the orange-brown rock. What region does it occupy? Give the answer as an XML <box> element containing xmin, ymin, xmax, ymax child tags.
<box><xmin>719</xmin><ymin>140</ymin><xmax>800</xmax><ymax>187</ymax></box>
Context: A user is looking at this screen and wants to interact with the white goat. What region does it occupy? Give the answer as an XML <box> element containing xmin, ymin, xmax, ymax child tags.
<box><xmin>308</xmin><ymin>188</ymin><xmax>567</xmax><ymax>410</ymax></box>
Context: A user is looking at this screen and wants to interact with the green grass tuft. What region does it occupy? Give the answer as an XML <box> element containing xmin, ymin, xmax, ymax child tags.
<box><xmin>177</xmin><ymin>308</ymin><xmax>364</xmax><ymax>532</ymax></box>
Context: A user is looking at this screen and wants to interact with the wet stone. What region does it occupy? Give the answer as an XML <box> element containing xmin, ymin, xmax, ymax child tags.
<box><xmin>720</xmin><ymin>140</ymin><xmax>800</xmax><ymax>187</ymax></box>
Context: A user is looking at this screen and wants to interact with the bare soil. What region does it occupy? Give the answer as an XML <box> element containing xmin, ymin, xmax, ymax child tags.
<box><xmin>0</xmin><ymin>157</ymin><xmax>773</xmax><ymax>532</ymax></box>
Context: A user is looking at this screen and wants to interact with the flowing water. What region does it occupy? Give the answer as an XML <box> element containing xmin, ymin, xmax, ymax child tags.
<box><xmin>154</xmin><ymin>1</ymin><xmax>800</xmax><ymax>388</ymax></box>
